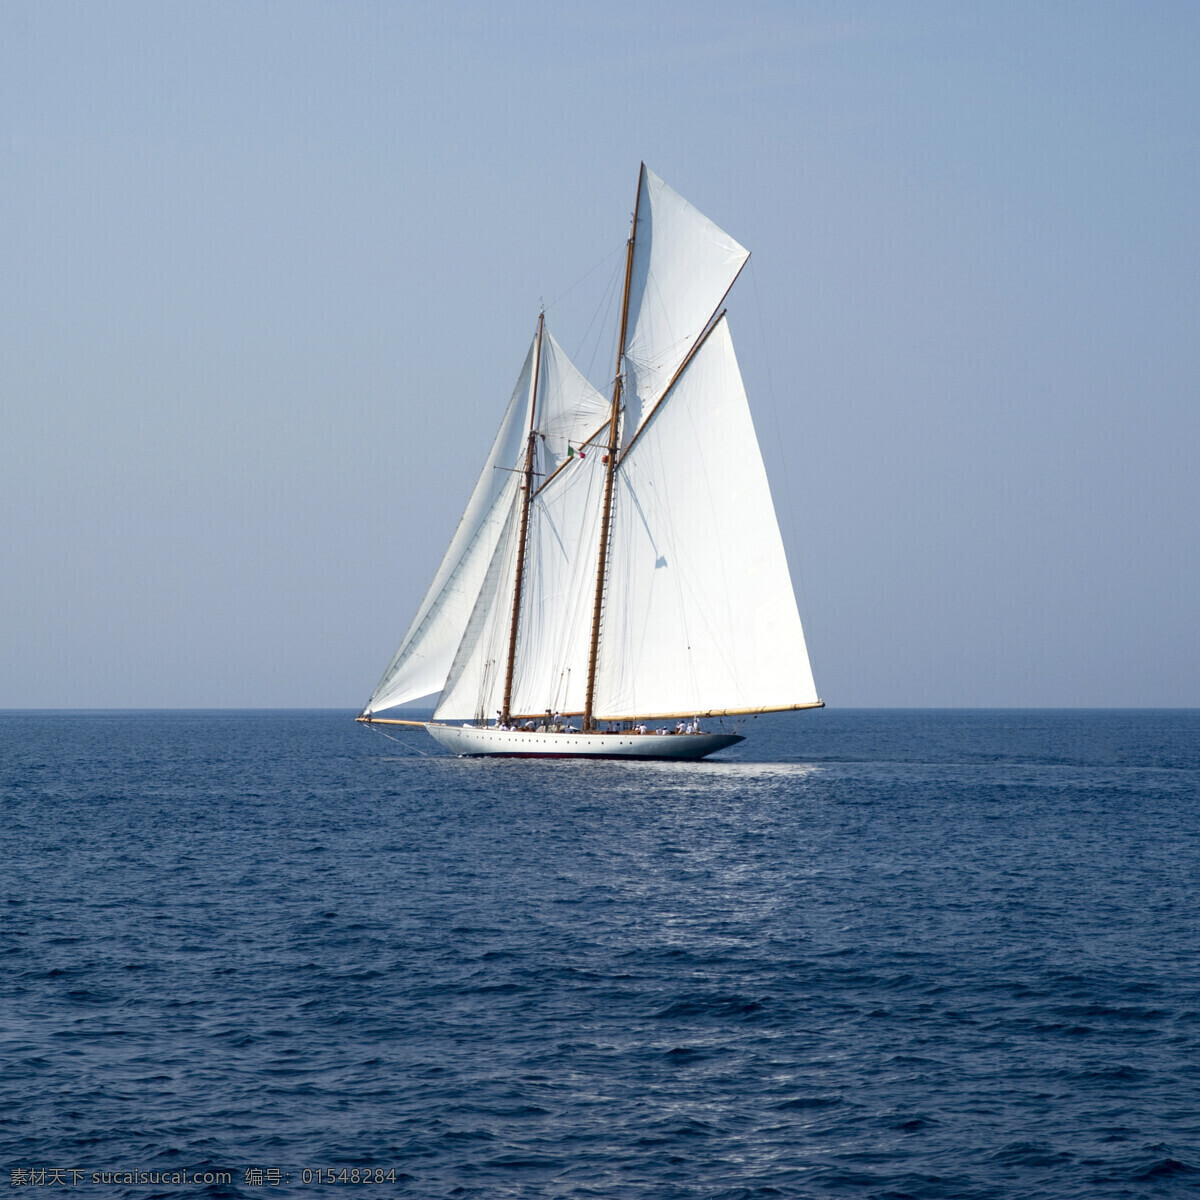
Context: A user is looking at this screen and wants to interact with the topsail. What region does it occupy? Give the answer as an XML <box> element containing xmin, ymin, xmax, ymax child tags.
<box><xmin>621</xmin><ymin>167</ymin><xmax>750</xmax><ymax>444</ymax></box>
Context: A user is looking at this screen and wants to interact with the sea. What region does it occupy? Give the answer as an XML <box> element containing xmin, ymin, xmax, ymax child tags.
<box><xmin>2</xmin><ymin>709</ymin><xmax>1198</xmax><ymax>1199</ymax></box>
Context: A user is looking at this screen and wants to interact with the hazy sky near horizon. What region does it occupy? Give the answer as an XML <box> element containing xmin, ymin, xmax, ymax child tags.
<box><xmin>3</xmin><ymin>1</ymin><xmax>1198</xmax><ymax>708</ymax></box>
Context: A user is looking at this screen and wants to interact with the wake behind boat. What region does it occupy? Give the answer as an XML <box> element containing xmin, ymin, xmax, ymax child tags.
<box><xmin>359</xmin><ymin>166</ymin><xmax>822</xmax><ymax>760</ymax></box>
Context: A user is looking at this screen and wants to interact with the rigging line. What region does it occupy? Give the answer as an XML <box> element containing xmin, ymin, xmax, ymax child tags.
<box><xmin>365</xmin><ymin>721</ymin><xmax>433</xmax><ymax>755</ymax></box>
<box><xmin>748</xmin><ymin>258</ymin><xmax>818</xmax><ymax>679</ymax></box>
<box><xmin>544</xmin><ymin>240</ymin><xmax>626</xmax><ymax>313</ymax></box>
<box><xmin>576</xmin><ymin>252</ymin><xmax>625</xmax><ymax>393</ymax></box>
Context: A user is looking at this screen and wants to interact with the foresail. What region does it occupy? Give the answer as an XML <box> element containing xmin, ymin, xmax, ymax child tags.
<box><xmin>432</xmin><ymin>486</ymin><xmax>522</xmax><ymax>722</ymax></box>
<box><xmin>622</xmin><ymin>166</ymin><xmax>749</xmax><ymax>446</ymax></box>
<box><xmin>363</xmin><ymin>339</ymin><xmax>537</xmax><ymax>714</ymax></box>
<box><xmin>594</xmin><ymin>317</ymin><xmax>818</xmax><ymax>719</ymax></box>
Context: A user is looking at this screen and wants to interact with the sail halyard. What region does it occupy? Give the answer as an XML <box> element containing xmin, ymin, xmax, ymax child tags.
<box><xmin>500</xmin><ymin>312</ymin><xmax>544</xmax><ymax>724</ymax></box>
<box><xmin>583</xmin><ymin>164</ymin><xmax>643</xmax><ymax>732</ymax></box>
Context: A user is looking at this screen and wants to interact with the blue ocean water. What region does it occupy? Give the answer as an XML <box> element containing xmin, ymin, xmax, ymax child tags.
<box><xmin>2</xmin><ymin>709</ymin><xmax>1198</xmax><ymax>1198</ymax></box>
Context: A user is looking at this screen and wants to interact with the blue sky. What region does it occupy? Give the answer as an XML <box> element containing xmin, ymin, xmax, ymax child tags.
<box><xmin>2</xmin><ymin>1</ymin><xmax>1197</xmax><ymax>707</ymax></box>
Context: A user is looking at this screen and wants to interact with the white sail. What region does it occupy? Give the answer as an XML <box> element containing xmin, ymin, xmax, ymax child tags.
<box><xmin>432</xmin><ymin>485</ymin><xmax>523</xmax><ymax>722</ymax></box>
<box><xmin>363</xmin><ymin>340</ymin><xmax>536</xmax><ymax>713</ymax></box>
<box><xmin>622</xmin><ymin>165</ymin><xmax>749</xmax><ymax>444</ymax></box>
<box><xmin>362</xmin><ymin>167</ymin><xmax>822</xmax><ymax>757</ymax></box>
<box><xmin>594</xmin><ymin>316</ymin><xmax>818</xmax><ymax>719</ymax></box>
<box><xmin>430</xmin><ymin>326</ymin><xmax>608</xmax><ymax>723</ymax></box>
<box><xmin>533</xmin><ymin>330</ymin><xmax>610</xmax><ymax>479</ymax></box>
<box><xmin>508</xmin><ymin>450</ymin><xmax>606</xmax><ymax>716</ymax></box>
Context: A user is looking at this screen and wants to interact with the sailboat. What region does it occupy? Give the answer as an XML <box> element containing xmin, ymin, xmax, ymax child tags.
<box><xmin>358</xmin><ymin>165</ymin><xmax>822</xmax><ymax>759</ymax></box>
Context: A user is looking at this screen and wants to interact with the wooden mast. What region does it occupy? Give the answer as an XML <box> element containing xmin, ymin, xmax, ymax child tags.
<box><xmin>499</xmin><ymin>311</ymin><xmax>544</xmax><ymax>725</ymax></box>
<box><xmin>583</xmin><ymin>164</ymin><xmax>643</xmax><ymax>731</ymax></box>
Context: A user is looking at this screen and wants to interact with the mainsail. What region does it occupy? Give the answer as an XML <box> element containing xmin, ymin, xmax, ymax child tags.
<box><xmin>594</xmin><ymin>317</ymin><xmax>818</xmax><ymax>718</ymax></box>
<box><xmin>364</xmin><ymin>165</ymin><xmax>820</xmax><ymax>731</ymax></box>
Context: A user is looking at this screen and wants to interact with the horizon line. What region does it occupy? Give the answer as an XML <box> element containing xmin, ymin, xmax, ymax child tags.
<box><xmin>2</xmin><ymin>706</ymin><xmax>1198</xmax><ymax>715</ymax></box>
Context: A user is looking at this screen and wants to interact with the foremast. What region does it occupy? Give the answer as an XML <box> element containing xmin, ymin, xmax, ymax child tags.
<box><xmin>499</xmin><ymin>312</ymin><xmax>544</xmax><ymax>725</ymax></box>
<box><xmin>583</xmin><ymin>164</ymin><xmax>643</xmax><ymax>732</ymax></box>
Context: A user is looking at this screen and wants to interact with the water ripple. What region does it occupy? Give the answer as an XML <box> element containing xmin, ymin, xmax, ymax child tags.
<box><xmin>1</xmin><ymin>709</ymin><xmax>1198</xmax><ymax>1197</ymax></box>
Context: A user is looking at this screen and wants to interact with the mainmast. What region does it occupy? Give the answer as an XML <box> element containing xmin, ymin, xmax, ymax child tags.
<box><xmin>583</xmin><ymin>165</ymin><xmax>643</xmax><ymax>731</ymax></box>
<box><xmin>499</xmin><ymin>312</ymin><xmax>544</xmax><ymax>725</ymax></box>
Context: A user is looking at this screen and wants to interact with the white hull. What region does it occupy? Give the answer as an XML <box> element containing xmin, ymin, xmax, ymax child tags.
<box><xmin>425</xmin><ymin>722</ymin><xmax>742</xmax><ymax>760</ymax></box>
